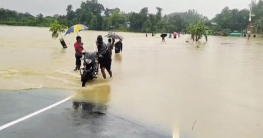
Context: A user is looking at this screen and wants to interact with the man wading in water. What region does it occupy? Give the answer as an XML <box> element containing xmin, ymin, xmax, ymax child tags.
<box><xmin>74</xmin><ymin>36</ymin><xmax>83</xmax><ymax>71</ymax></box>
<box><xmin>114</xmin><ymin>39</ymin><xmax>123</xmax><ymax>54</ymax></box>
<box><xmin>106</xmin><ymin>38</ymin><xmax>114</xmax><ymax>57</ymax></box>
<box><xmin>96</xmin><ymin>35</ymin><xmax>112</xmax><ymax>79</ymax></box>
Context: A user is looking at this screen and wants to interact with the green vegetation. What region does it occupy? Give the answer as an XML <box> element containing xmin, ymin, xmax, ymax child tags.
<box><xmin>49</xmin><ymin>21</ymin><xmax>68</xmax><ymax>48</ymax></box>
<box><xmin>49</xmin><ymin>21</ymin><xmax>67</xmax><ymax>39</ymax></box>
<box><xmin>0</xmin><ymin>9</ymin><xmax>56</xmax><ymax>27</ymax></box>
<box><xmin>188</xmin><ymin>22</ymin><xmax>208</xmax><ymax>44</ymax></box>
<box><xmin>208</xmin><ymin>0</ymin><xmax>263</xmax><ymax>35</ymax></box>
<box><xmin>0</xmin><ymin>0</ymin><xmax>207</xmax><ymax>33</ymax></box>
<box><xmin>1</xmin><ymin>0</ymin><xmax>263</xmax><ymax>34</ymax></box>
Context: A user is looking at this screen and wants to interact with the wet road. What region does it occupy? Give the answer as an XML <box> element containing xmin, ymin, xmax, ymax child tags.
<box><xmin>0</xmin><ymin>89</ymin><xmax>169</xmax><ymax>138</ymax></box>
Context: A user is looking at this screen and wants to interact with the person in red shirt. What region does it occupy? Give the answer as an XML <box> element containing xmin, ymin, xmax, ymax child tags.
<box><xmin>74</xmin><ymin>36</ymin><xmax>83</xmax><ymax>71</ymax></box>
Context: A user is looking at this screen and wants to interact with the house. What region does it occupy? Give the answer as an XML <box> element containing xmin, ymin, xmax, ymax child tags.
<box><xmin>125</xmin><ymin>21</ymin><xmax>130</xmax><ymax>28</ymax></box>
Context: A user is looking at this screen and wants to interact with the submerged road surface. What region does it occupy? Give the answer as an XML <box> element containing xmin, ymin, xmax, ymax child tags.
<box><xmin>0</xmin><ymin>89</ymin><xmax>169</xmax><ymax>138</ymax></box>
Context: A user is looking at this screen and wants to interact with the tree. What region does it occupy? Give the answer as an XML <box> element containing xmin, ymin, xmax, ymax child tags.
<box><xmin>3</xmin><ymin>0</ymin><xmax>262</xmax><ymax>34</ymax></box>
<box><xmin>255</xmin><ymin>17</ymin><xmax>263</xmax><ymax>33</ymax></box>
<box><xmin>102</xmin><ymin>17</ymin><xmax>111</xmax><ymax>30</ymax></box>
<box><xmin>113</xmin><ymin>8</ymin><xmax>121</xmax><ymax>14</ymax></box>
<box><xmin>140</xmin><ymin>7</ymin><xmax>148</xmax><ymax>15</ymax></box>
<box><xmin>168</xmin><ymin>15</ymin><xmax>187</xmax><ymax>32</ymax></box>
<box><xmin>96</xmin><ymin>14</ymin><xmax>103</xmax><ymax>30</ymax></box>
<box><xmin>157</xmin><ymin>20</ymin><xmax>167</xmax><ymax>32</ymax></box>
<box><xmin>188</xmin><ymin>22</ymin><xmax>208</xmax><ymax>46</ymax></box>
<box><xmin>66</xmin><ymin>5</ymin><xmax>75</xmax><ymax>20</ymax></box>
<box><xmin>149</xmin><ymin>14</ymin><xmax>157</xmax><ymax>32</ymax></box>
<box><xmin>167</xmin><ymin>9</ymin><xmax>208</xmax><ymax>25</ymax></box>
<box><xmin>81</xmin><ymin>0</ymin><xmax>104</xmax><ymax>15</ymax></box>
<box><xmin>90</xmin><ymin>16</ymin><xmax>98</xmax><ymax>30</ymax></box>
<box><xmin>104</xmin><ymin>8</ymin><xmax>111</xmax><ymax>17</ymax></box>
<box><xmin>212</xmin><ymin>7</ymin><xmax>249</xmax><ymax>32</ymax></box>
<box><xmin>66</xmin><ymin>5</ymin><xmax>73</xmax><ymax>13</ymax></box>
<box><xmin>49</xmin><ymin>20</ymin><xmax>67</xmax><ymax>39</ymax></box>
<box><xmin>79</xmin><ymin>12</ymin><xmax>87</xmax><ymax>23</ymax></box>
<box><xmin>156</xmin><ymin>7</ymin><xmax>163</xmax><ymax>21</ymax></box>
<box><xmin>111</xmin><ymin>10</ymin><xmax>126</xmax><ymax>29</ymax></box>
<box><xmin>53</xmin><ymin>14</ymin><xmax>60</xmax><ymax>18</ymax></box>
<box><xmin>37</xmin><ymin>13</ymin><xmax>43</xmax><ymax>22</ymax></box>
<box><xmin>143</xmin><ymin>19</ymin><xmax>152</xmax><ymax>32</ymax></box>
<box><xmin>129</xmin><ymin>12</ymin><xmax>143</xmax><ymax>31</ymax></box>
<box><xmin>86</xmin><ymin>11</ymin><xmax>94</xmax><ymax>26</ymax></box>
<box><xmin>49</xmin><ymin>20</ymin><xmax>68</xmax><ymax>48</ymax></box>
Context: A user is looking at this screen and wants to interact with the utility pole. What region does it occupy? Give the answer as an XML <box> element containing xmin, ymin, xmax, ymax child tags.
<box><xmin>248</xmin><ymin>0</ymin><xmax>253</xmax><ymax>40</ymax></box>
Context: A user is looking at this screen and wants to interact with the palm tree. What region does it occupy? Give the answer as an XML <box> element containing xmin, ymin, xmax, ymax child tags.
<box><xmin>49</xmin><ymin>21</ymin><xmax>68</xmax><ymax>48</ymax></box>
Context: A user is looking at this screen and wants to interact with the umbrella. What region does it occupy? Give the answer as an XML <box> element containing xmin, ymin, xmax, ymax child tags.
<box><xmin>105</xmin><ymin>32</ymin><xmax>123</xmax><ymax>40</ymax></box>
<box><xmin>105</xmin><ymin>32</ymin><xmax>113</xmax><ymax>37</ymax></box>
<box><xmin>106</xmin><ymin>34</ymin><xmax>123</xmax><ymax>40</ymax></box>
<box><xmin>160</xmin><ymin>34</ymin><xmax>167</xmax><ymax>38</ymax></box>
<box><xmin>65</xmin><ymin>24</ymin><xmax>88</xmax><ymax>36</ymax></box>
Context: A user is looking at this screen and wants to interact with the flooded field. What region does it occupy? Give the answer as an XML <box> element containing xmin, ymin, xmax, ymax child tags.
<box><xmin>1</xmin><ymin>26</ymin><xmax>263</xmax><ymax>137</ymax></box>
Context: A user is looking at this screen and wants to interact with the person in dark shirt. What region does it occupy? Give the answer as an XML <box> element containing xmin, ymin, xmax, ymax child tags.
<box><xmin>114</xmin><ymin>39</ymin><xmax>123</xmax><ymax>54</ymax></box>
<box><xmin>96</xmin><ymin>35</ymin><xmax>112</xmax><ymax>79</ymax></box>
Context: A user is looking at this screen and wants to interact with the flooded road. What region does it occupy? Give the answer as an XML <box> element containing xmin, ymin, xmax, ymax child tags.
<box><xmin>1</xmin><ymin>26</ymin><xmax>263</xmax><ymax>137</ymax></box>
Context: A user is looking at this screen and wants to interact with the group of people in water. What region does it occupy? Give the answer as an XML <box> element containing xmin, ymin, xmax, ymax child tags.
<box><xmin>146</xmin><ymin>33</ymin><xmax>182</xmax><ymax>42</ymax></box>
<box><xmin>74</xmin><ymin>35</ymin><xmax>123</xmax><ymax>79</ymax></box>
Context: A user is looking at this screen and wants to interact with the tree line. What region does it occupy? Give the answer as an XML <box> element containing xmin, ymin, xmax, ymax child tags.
<box><xmin>208</xmin><ymin>0</ymin><xmax>263</xmax><ymax>34</ymax></box>
<box><xmin>1</xmin><ymin>0</ymin><xmax>263</xmax><ymax>34</ymax></box>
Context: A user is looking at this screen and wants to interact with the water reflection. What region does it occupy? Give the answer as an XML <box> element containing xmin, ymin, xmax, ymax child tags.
<box><xmin>71</xmin><ymin>84</ymin><xmax>110</xmax><ymax>115</ymax></box>
<box><xmin>60</xmin><ymin>48</ymin><xmax>66</xmax><ymax>54</ymax></box>
<box><xmin>114</xmin><ymin>53</ymin><xmax>122</xmax><ymax>62</ymax></box>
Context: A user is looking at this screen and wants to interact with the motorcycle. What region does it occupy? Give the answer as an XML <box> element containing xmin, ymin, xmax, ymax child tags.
<box><xmin>80</xmin><ymin>51</ymin><xmax>99</xmax><ymax>87</ymax></box>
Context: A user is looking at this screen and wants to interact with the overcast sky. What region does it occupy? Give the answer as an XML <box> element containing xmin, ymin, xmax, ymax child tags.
<box><xmin>0</xmin><ymin>0</ymin><xmax>251</xmax><ymax>19</ymax></box>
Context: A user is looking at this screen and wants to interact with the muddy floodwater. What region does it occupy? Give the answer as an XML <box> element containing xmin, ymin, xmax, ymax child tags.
<box><xmin>1</xmin><ymin>26</ymin><xmax>263</xmax><ymax>138</ymax></box>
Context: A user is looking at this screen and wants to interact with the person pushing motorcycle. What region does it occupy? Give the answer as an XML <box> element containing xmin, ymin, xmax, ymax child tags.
<box><xmin>96</xmin><ymin>35</ymin><xmax>112</xmax><ymax>79</ymax></box>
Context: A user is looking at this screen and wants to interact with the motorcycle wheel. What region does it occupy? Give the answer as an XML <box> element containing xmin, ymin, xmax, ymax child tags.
<box><xmin>80</xmin><ymin>72</ymin><xmax>85</xmax><ymax>82</ymax></box>
<box><xmin>81</xmin><ymin>71</ymin><xmax>88</xmax><ymax>87</ymax></box>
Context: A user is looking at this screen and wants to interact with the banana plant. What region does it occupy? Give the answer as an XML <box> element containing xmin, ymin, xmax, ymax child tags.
<box><xmin>188</xmin><ymin>22</ymin><xmax>208</xmax><ymax>43</ymax></box>
<box><xmin>49</xmin><ymin>21</ymin><xmax>68</xmax><ymax>48</ymax></box>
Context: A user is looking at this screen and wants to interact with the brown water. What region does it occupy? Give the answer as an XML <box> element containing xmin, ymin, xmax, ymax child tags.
<box><xmin>1</xmin><ymin>26</ymin><xmax>263</xmax><ymax>137</ymax></box>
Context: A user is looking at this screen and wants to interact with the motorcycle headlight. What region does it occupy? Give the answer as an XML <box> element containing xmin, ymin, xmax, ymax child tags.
<box><xmin>85</xmin><ymin>59</ymin><xmax>92</xmax><ymax>64</ymax></box>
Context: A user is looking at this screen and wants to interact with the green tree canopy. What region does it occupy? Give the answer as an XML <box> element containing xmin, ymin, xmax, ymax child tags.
<box><xmin>1</xmin><ymin>0</ymin><xmax>261</xmax><ymax>34</ymax></box>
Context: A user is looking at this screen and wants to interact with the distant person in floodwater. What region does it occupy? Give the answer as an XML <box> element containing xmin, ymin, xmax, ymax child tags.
<box><xmin>74</xmin><ymin>36</ymin><xmax>83</xmax><ymax>71</ymax></box>
<box><xmin>162</xmin><ymin>36</ymin><xmax>165</xmax><ymax>42</ymax></box>
<box><xmin>146</xmin><ymin>34</ymin><xmax>148</xmax><ymax>37</ymax></box>
<box><xmin>161</xmin><ymin>34</ymin><xmax>166</xmax><ymax>42</ymax></box>
<box><xmin>115</xmin><ymin>40</ymin><xmax>123</xmax><ymax>53</ymax></box>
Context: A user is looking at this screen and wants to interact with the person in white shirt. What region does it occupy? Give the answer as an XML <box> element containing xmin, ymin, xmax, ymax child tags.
<box><xmin>106</xmin><ymin>38</ymin><xmax>114</xmax><ymax>57</ymax></box>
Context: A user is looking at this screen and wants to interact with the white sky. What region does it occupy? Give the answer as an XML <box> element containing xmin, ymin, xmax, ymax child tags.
<box><xmin>0</xmin><ymin>0</ymin><xmax>252</xmax><ymax>19</ymax></box>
